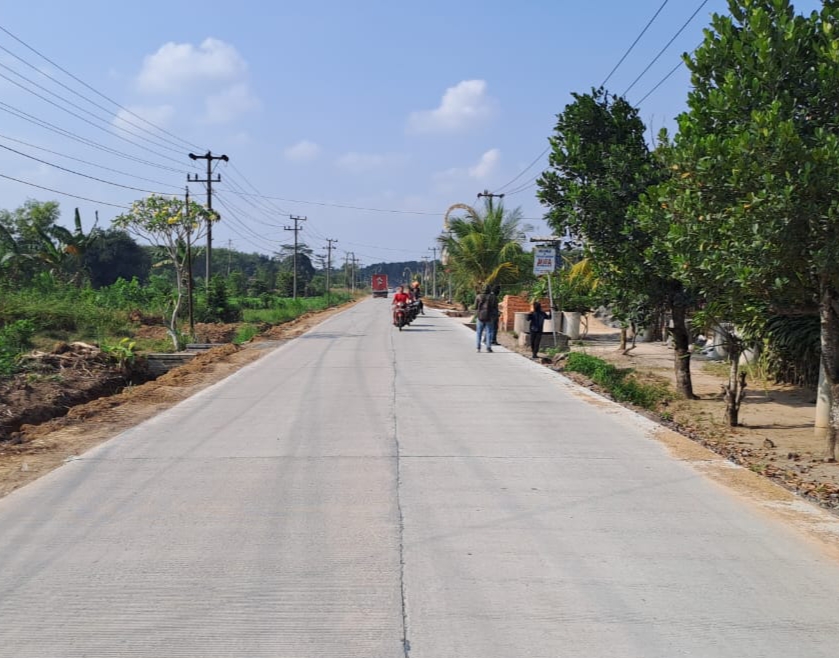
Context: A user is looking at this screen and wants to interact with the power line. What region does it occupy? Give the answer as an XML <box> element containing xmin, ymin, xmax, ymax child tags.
<box><xmin>635</xmin><ymin>58</ymin><xmax>686</xmax><ymax>105</ymax></box>
<box><xmin>0</xmin><ymin>23</ymin><xmax>205</xmax><ymax>153</ymax></box>
<box><xmin>0</xmin><ymin>100</ymin><xmax>188</xmax><ymax>174</ymax></box>
<box><xmin>493</xmin><ymin>146</ymin><xmax>549</xmax><ymax>194</ymax></box>
<box><xmin>622</xmin><ymin>0</ymin><xmax>710</xmax><ymax>97</ymax></box>
<box><xmin>0</xmin><ymin>141</ymin><xmax>175</xmax><ymax>195</ymax></box>
<box><xmin>601</xmin><ymin>0</ymin><xmax>669</xmax><ymax>88</ymax></box>
<box><xmin>215</xmin><ymin>190</ymin><xmax>441</xmax><ymax>216</ymax></box>
<box><xmin>0</xmin><ymin>172</ymin><xmax>129</xmax><ymax>208</ymax></box>
<box><xmin>0</xmin><ymin>68</ymin><xmax>189</xmax><ymax>166</ymax></box>
<box><xmin>0</xmin><ymin>61</ymin><xmax>186</xmax><ymax>156</ymax></box>
<box><xmin>0</xmin><ymin>132</ymin><xmax>182</xmax><ymax>190</ymax></box>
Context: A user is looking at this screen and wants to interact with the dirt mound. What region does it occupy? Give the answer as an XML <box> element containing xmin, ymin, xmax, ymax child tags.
<box><xmin>0</xmin><ymin>342</ymin><xmax>135</xmax><ymax>442</ymax></box>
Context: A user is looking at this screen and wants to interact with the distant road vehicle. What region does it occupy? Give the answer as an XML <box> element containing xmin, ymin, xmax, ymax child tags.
<box><xmin>371</xmin><ymin>274</ymin><xmax>388</xmax><ymax>298</ymax></box>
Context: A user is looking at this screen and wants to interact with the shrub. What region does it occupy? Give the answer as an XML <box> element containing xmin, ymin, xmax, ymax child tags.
<box><xmin>564</xmin><ymin>352</ymin><xmax>671</xmax><ymax>410</ymax></box>
<box><xmin>0</xmin><ymin>319</ymin><xmax>36</xmax><ymax>376</ymax></box>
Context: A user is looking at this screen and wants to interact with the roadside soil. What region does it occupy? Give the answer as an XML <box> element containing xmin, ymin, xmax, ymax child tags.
<box><xmin>0</xmin><ymin>302</ymin><xmax>356</xmax><ymax>498</ymax></box>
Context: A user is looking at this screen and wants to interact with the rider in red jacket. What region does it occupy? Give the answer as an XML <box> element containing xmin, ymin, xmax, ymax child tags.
<box><xmin>392</xmin><ymin>286</ymin><xmax>411</xmax><ymax>306</ymax></box>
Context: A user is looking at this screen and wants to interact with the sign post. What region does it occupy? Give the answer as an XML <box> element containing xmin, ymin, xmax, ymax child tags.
<box><xmin>533</xmin><ymin>246</ymin><xmax>558</xmax><ymax>348</ymax></box>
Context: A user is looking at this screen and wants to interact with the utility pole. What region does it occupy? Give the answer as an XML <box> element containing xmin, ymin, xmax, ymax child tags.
<box><xmin>352</xmin><ymin>253</ymin><xmax>360</xmax><ymax>295</ymax></box>
<box><xmin>477</xmin><ymin>189</ymin><xmax>505</xmax><ymax>201</ymax></box>
<box><xmin>325</xmin><ymin>238</ymin><xmax>337</xmax><ymax>307</ymax></box>
<box><xmin>284</xmin><ymin>215</ymin><xmax>306</xmax><ymax>299</ymax></box>
<box><xmin>184</xmin><ymin>186</ymin><xmax>195</xmax><ymax>340</ymax></box>
<box><xmin>428</xmin><ymin>246</ymin><xmax>438</xmax><ymax>297</ymax></box>
<box><xmin>344</xmin><ymin>253</ymin><xmax>350</xmax><ymax>293</ymax></box>
<box><xmin>227</xmin><ymin>239</ymin><xmax>233</xmax><ymax>276</ymax></box>
<box><xmin>188</xmin><ymin>150</ymin><xmax>228</xmax><ymax>290</ymax></box>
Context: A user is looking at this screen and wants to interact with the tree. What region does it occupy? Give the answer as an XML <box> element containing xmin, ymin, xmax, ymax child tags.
<box><xmin>113</xmin><ymin>194</ymin><xmax>216</xmax><ymax>349</ymax></box>
<box><xmin>437</xmin><ymin>198</ymin><xmax>530</xmax><ymax>305</ymax></box>
<box><xmin>653</xmin><ymin>0</ymin><xmax>839</xmax><ymax>453</ymax></box>
<box><xmin>84</xmin><ymin>228</ymin><xmax>151</xmax><ymax>288</ymax></box>
<box><xmin>537</xmin><ymin>88</ymin><xmax>698</xmax><ymax>398</ymax></box>
<box><xmin>0</xmin><ymin>200</ymin><xmax>62</xmax><ymax>282</ymax></box>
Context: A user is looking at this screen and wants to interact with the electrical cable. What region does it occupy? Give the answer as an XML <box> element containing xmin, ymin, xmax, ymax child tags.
<box><xmin>0</xmin><ymin>172</ymin><xmax>129</xmax><ymax>208</ymax></box>
<box><xmin>0</xmin><ymin>132</ymin><xmax>183</xmax><ymax>190</ymax></box>
<box><xmin>493</xmin><ymin>146</ymin><xmax>549</xmax><ymax>194</ymax></box>
<box><xmin>0</xmin><ymin>141</ymin><xmax>176</xmax><ymax>195</ymax></box>
<box><xmin>0</xmin><ymin>101</ymin><xmax>188</xmax><ymax>174</ymax></box>
<box><xmin>601</xmin><ymin>0</ymin><xmax>669</xmax><ymax>88</ymax></box>
<box><xmin>0</xmin><ymin>23</ymin><xmax>205</xmax><ymax>152</ymax></box>
<box><xmin>635</xmin><ymin>58</ymin><xmax>685</xmax><ymax>105</ymax></box>
<box><xmin>0</xmin><ymin>61</ymin><xmax>186</xmax><ymax>156</ymax></box>
<box><xmin>0</xmin><ymin>69</ymin><xmax>190</xmax><ymax>166</ymax></box>
<box><xmin>212</xmin><ymin>190</ymin><xmax>441</xmax><ymax>216</ymax></box>
<box><xmin>622</xmin><ymin>0</ymin><xmax>709</xmax><ymax>96</ymax></box>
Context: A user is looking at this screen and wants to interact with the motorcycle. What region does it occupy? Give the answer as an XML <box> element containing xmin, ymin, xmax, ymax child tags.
<box><xmin>393</xmin><ymin>302</ymin><xmax>408</xmax><ymax>330</ymax></box>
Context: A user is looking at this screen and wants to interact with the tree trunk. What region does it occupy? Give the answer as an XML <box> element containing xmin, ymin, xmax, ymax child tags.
<box><xmin>619</xmin><ymin>326</ymin><xmax>627</xmax><ymax>352</ymax></box>
<box><xmin>167</xmin><ymin>275</ymin><xmax>185</xmax><ymax>351</ymax></box>
<box><xmin>670</xmin><ymin>304</ymin><xmax>698</xmax><ymax>399</ymax></box>
<box><xmin>819</xmin><ymin>282</ymin><xmax>839</xmax><ymax>461</ymax></box>
<box><xmin>723</xmin><ymin>336</ymin><xmax>746</xmax><ymax>426</ymax></box>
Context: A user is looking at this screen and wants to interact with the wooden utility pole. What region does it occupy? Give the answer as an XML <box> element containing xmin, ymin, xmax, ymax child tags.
<box><xmin>325</xmin><ymin>238</ymin><xmax>337</xmax><ymax>306</ymax></box>
<box><xmin>188</xmin><ymin>150</ymin><xmax>228</xmax><ymax>290</ymax></box>
<box><xmin>428</xmin><ymin>246</ymin><xmax>438</xmax><ymax>297</ymax></box>
<box><xmin>284</xmin><ymin>215</ymin><xmax>307</xmax><ymax>299</ymax></box>
<box><xmin>184</xmin><ymin>187</ymin><xmax>195</xmax><ymax>340</ymax></box>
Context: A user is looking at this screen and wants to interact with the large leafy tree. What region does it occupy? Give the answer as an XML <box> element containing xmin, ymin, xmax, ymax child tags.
<box><xmin>113</xmin><ymin>194</ymin><xmax>216</xmax><ymax>349</ymax></box>
<box><xmin>0</xmin><ymin>200</ymin><xmax>61</xmax><ymax>282</ymax></box>
<box><xmin>84</xmin><ymin>228</ymin><xmax>151</xmax><ymax>288</ymax></box>
<box><xmin>438</xmin><ymin>199</ymin><xmax>530</xmax><ymax>305</ymax></box>
<box><xmin>654</xmin><ymin>0</ymin><xmax>839</xmax><ymax>455</ymax></box>
<box><xmin>537</xmin><ymin>88</ymin><xmax>698</xmax><ymax>398</ymax></box>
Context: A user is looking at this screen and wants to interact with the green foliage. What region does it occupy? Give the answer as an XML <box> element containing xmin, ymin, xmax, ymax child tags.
<box><xmin>100</xmin><ymin>337</ymin><xmax>137</xmax><ymax>372</ymax></box>
<box><xmin>233</xmin><ymin>324</ymin><xmax>260</xmax><ymax>345</ymax></box>
<box><xmin>437</xmin><ymin>198</ymin><xmax>531</xmax><ymax>300</ymax></box>
<box><xmin>762</xmin><ymin>315</ymin><xmax>821</xmax><ymax>388</ymax></box>
<box><xmin>196</xmin><ymin>275</ymin><xmax>241</xmax><ymax>323</ymax></box>
<box><xmin>564</xmin><ymin>352</ymin><xmax>671</xmax><ymax>410</ymax></box>
<box><xmin>0</xmin><ymin>319</ymin><xmax>36</xmax><ymax>376</ymax></box>
<box><xmin>242</xmin><ymin>293</ymin><xmax>351</xmax><ymax>324</ymax></box>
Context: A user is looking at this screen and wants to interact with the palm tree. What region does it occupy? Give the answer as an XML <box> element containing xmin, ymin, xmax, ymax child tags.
<box><xmin>438</xmin><ymin>198</ymin><xmax>530</xmax><ymax>304</ymax></box>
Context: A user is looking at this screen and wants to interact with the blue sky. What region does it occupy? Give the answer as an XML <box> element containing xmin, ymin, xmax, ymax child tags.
<box><xmin>0</xmin><ymin>0</ymin><xmax>823</xmax><ymax>266</ymax></box>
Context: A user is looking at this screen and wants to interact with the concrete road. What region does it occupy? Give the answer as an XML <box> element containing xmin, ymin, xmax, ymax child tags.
<box><xmin>2</xmin><ymin>299</ymin><xmax>839</xmax><ymax>657</ymax></box>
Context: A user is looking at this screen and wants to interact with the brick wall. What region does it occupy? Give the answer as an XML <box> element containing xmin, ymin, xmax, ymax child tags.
<box><xmin>500</xmin><ymin>295</ymin><xmax>550</xmax><ymax>331</ymax></box>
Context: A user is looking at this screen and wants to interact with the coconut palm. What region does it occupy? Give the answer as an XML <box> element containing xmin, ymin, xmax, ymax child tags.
<box><xmin>438</xmin><ymin>199</ymin><xmax>530</xmax><ymax>304</ymax></box>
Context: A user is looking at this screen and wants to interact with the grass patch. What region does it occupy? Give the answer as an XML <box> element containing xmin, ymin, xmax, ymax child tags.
<box><xmin>242</xmin><ymin>294</ymin><xmax>350</xmax><ymax>324</ymax></box>
<box><xmin>565</xmin><ymin>351</ymin><xmax>672</xmax><ymax>410</ymax></box>
<box><xmin>233</xmin><ymin>324</ymin><xmax>260</xmax><ymax>345</ymax></box>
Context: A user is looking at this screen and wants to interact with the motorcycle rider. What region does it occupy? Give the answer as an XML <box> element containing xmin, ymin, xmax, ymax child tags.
<box><xmin>410</xmin><ymin>281</ymin><xmax>424</xmax><ymax>314</ymax></box>
<box><xmin>392</xmin><ymin>285</ymin><xmax>411</xmax><ymax>307</ymax></box>
<box><xmin>392</xmin><ymin>285</ymin><xmax>412</xmax><ymax>326</ymax></box>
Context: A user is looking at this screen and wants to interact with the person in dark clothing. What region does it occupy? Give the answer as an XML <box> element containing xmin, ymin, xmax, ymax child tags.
<box><xmin>475</xmin><ymin>285</ymin><xmax>498</xmax><ymax>352</ymax></box>
<box><xmin>527</xmin><ymin>301</ymin><xmax>552</xmax><ymax>359</ymax></box>
<box><xmin>492</xmin><ymin>284</ymin><xmax>502</xmax><ymax>345</ymax></box>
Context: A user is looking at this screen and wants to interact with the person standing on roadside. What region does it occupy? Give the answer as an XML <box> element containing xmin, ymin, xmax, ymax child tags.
<box><xmin>491</xmin><ymin>284</ymin><xmax>502</xmax><ymax>345</ymax></box>
<box><xmin>475</xmin><ymin>285</ymin><xmax>498</xmax><ymax>353</ymax></box>
<box><xmin>527</xmin><ymin>301</ymin><xmax>552</xmax><ymax>359</ymax></box>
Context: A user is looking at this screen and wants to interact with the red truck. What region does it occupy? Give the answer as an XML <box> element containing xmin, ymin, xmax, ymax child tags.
<box><xmin>371</xmin><ymin>274</ymin><xmax>388</xmax><ymax>298</ymax></box>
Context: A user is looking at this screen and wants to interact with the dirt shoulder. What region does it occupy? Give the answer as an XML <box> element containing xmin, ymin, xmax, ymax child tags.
<box><xmin>0</xmin><ymin>302</ymin><xmax>355</xmax><ymax>499</ymax></box>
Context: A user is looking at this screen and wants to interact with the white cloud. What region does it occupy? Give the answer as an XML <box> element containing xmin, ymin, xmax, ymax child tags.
<box><xmin>335</xmin><ymin>152</ymin><xmax>406</xmax><ymax>174</ymax></box>
<box><xmin>136</xmin><ymin>38</ymin><xmax>248</xmax><ymax>94</ymax></box>
<box><xmin>468</xmin><ymin>148</ymin><xmax>500</xmax><ymax>180</ymax></box>
<box><xmin>203</xmin><ymin>82</ymin><xmax>261</xmax><ymax>124</ymax></box>
<box><xmin>433</xmin><ymin>149</ymin><xmax>501</xmax><ymax>189</ymax></box>
<box><xmin>113</xmin><ymin>105</ymin><xmax>175</xmax><ymax>130</ymax></box>
<box><xmin>284</xmin><ymin>140</ymin><xmax>321</xmax><ymax>162</ymax></box>
<box><xmin>408</xmin><ymin>80</ymin><xmax>496</xmax><ymax>134</ymax></box>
